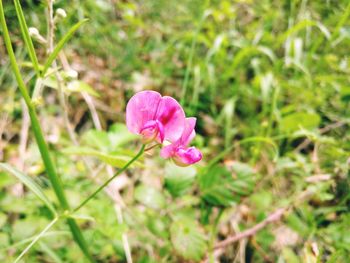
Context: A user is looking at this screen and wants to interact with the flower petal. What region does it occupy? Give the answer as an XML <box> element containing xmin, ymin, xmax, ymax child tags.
<box><xmin>180</xmin><ymin>117</ymin><xmax>196</xmax><ymax>146</ymax></box>
<box><xmin>173</xmin><ymin>146</ymin><xmax>202</xmax><ymax>166</ymax></box>
<box><xmin>155</xmin><ymin>96</ymin><xmax>185</xmax><ymax>142</ymax></box>
<box><xmin>160</xmin><ymin>143</ymin><xmax>176</xmax><ymax>159</ymax></box>
<box><xmin>126</xmin><ymin>90</ymin><xmax>162</xmax><ymax>134</ymax></box>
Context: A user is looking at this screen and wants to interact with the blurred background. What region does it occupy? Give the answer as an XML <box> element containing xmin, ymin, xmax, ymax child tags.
<box><xmin>0</xmin><ymin>0</ymin><xmax>350</xmax><ymax>262</ymax></box>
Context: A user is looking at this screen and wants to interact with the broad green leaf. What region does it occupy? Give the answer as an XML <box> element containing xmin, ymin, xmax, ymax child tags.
<box><xmin>199</xmin><ymin>163</ymin><xmax>256</xmax><ymax>206</ymax></box>
<box><xmin>81</xmin><ymin>130</ymin><xmax>110</xmax><ymax>151</ymax></box>
<box><xmin>134</xmin><ymin>185</ymin><xmax>165</xmax><ymax>210</ymax></box>
<box><xmin>42</xmin><ymin>19</ymin><xmax>88</xmax><ymax>75</ymax></box>
<box><xmin>108</xmin><ymin>123</ymin><xmax>138</xmax><ymax>149</ymax></box>
<box><xmin>280</xmin><ymin>112</ymin><xmax>320</xmax><ymax>133</ymax></box>
<box><xmin>164</xmin><ymin>162</ymin><xmax>197</xmax><ymax>197</ymax></box>
<box><xmin>0</xmin><ymin>163</ymin><xmax>56</xmax><ymax>215</ymax></box>
<box><xmin>41</xmin><ymin>77</ymin><xmax>99</xmax><ymax>97</ymax></box>
<box><xmin>63</xmin><ymin>146</ymin><xmax>142</xmax><ymax>168</ymax></box>
<box><xmin>170</xmin><ymin>219</ymin><xmax>207</xmax><ymax>261</ymax></box>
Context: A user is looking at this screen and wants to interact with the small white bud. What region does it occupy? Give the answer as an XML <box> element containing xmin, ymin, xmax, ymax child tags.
<box><xmin>28</xmin><ymin>27</ymin><xmax>39</xmax><ymax>36</ymax></box>
<box><xmin>56</xmin><ymin>8</ymin><xmax>67</xmax><ymax>19</ymax></box>
<box><xmin>65</xmin><ymin>69</ymin><xmax>78</xmax><ymax>79</ymax></box>
<box><xmin>28</xmin><ymin>27</ymin><xmax>47</xmax><ymax>44</ymax></box>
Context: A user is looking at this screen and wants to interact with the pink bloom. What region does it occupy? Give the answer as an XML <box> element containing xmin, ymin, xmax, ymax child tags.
<box><xmin>126</xmin><ymin>90</ymin><xmax>185</xmax><ymax>143</ymax></box>
<box><xmin>161</xmin><ymin>117</ymin><xmax>202</xmax><ymax>166</ymax></box>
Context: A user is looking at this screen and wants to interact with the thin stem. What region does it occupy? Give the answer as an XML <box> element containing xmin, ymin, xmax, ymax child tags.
<box><xmin>208</xmin><ymin>208</ymin><xmax>223</xmax><ymax>263</ymax></box>
<box><xmin>0</xmin><ymin>2</ymin><xmax>94</xmax><ymax>262</ymax></box>
<box><xmin>47</xmin><ymin>0</ymin><xmax>78</xmax><ymax>146</ymax></box>
<box><xmin>73</xmin><ymin>144</ymin><xmax>146</xmax><ymax>213</ymax></box>
<box><xmin>14</xmin><ymin>217</ymin><xmax>59</xmax><ymax>263</ymax></box>
<box><xmin>214</xmin><ymin>208</ymin><xmax>285</xmax><ymax>249</ymax></box>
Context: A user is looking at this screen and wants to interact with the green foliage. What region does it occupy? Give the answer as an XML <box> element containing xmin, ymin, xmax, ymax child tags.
<box><xmin>199</xmin><ymin>163</ymin><xmax>256</xmax><ymax>206</ymax></box>
<box><xmin>1</xmin><ymin>0</ymin><xmax>350</xmax><ymax>262</ymax></box>
<box><xmin>134</xmin><ymin>185</ymin><xmax>165</xmax><ymax>210</ymax></box>
<box><xmin>170</xmin><ymin>219</ymin><xmax>207</xmax><ymax>261</ymax></box>
<box><xmin>164</xmin><ymin>162</ymin><xmax>197</xmax><ymax>197</ymax></box>
<box><xmin>0</xmin><ymin>163</ymin><xmax>56</xmax><ymax>215</ymax></box>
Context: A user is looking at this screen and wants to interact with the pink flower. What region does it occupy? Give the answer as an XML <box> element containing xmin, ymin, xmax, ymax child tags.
<box><xmin>126</xmin><ymin>90</ymin><xmax>185</xmax><ymax>143</ymax></box>
<box><xmin>160</xmin><ymin>117</ymin><xmax>202</xmax><ymax>166</ymax></box>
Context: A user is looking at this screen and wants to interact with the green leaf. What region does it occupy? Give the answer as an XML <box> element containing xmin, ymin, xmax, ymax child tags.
<box><xmin>134</xmin><ymin>185</ymin><xmax>165</xmax><ymax>210</ymax></box>
<box><xmin>82</xmin><ymin>130</ymin><xmax>110</xmax><ymax>151</ymax></box>
<box><xmin>0</xmin><ymin>212</ymin><xmax>7</xmax><ymax>228</ymax></box>
<box><xmin>13</xmin><ymin>0</ymin><xmax>40</xmax><ymax>76</ymax></box>
<box><xmin>199</xmin><ymin>163</ymin><xmax>256</xmax><ymax>206</ymax></box>
<box><xmin>280</xmin><ymin>112</ymin><xmax>321</xmax><ymax>133</ymax></box>
<box><xmin>231</xmin><ymin>46</ymin><xmax>276</xmax><ymax>70</ymax></box>
<box><xmin>0</xmin><ymin>163</ymin><xmax>56</xmax><ymax>215</ymax></box>
<box><xmin>0</xmin><ymin>233</ymin><xmax>9</xmax><ymax>249</ymax></box>
<box><xmin>278</xmin><ymin>20</ymin><xmax>330</xmax><ymax>45</ymax></box>
<box><xmin>164</xmin><ymin>162</ymin><xmax>197</xmax><ymax>197</ymax></box>
<box><xmin>170</xmin><ymin>219</ymin><xmax>207</xmax><ymax>261</ymax></box>
<box><xmin>67</xmin><ymin>80</ymin><xmax>100</xmax><ymax>97</ymax></box>
<box><xmin>282</xmin><ymin>248</ymin><xmax>301</xmax><ymax>263</ymax></box>
<box><xmin>42</xmin><ymin>19</ymin><xmax>88</xmax><ymax>75</ymax></box>
<box><xmin>63</xmin><ymin>146</ymin><xmax>142</xmax><ymax>168</ymax></box>
<box><xmin>108</xmin><ymin>123</ymin><xmax>138</xmax><ymax>149</ymax></box>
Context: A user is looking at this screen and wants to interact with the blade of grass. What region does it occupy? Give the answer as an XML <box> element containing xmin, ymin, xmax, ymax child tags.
<box><xmin>0</xmin><ymin>163</ymin><xmax>56</xmax><ymax>215</ymax></box>
<box><xmin>42</xmin><ymin>19</ymin><xmax>88</xmax><ymax>76</ymax></box>
<box><xmin>14</xmin><ymin>217</ymin><xmax>59</xmax><ymax>263</ymax></box>
<box><xmin>39</xmin><ymin>241</ymin><xmax>64</xmax><ymax>263</ymax></box>
<box><xmin>13</xmin><ymin>0</ymin><xmax>40</xmax><ymax>77</ymax></box>
<box><xmin>180</xmin><ymin>0</ymin><xmax>209</xmax><ymax>105</ymax></box>
<box><xmin>0</xmin><ymin>2</ymin><xmax>94</xmax><ymax>262</ymax></box>
<box><xmin>330</xmin><ymin>1</ymin><xmax>350</xmax><ymax>42</ymax></box>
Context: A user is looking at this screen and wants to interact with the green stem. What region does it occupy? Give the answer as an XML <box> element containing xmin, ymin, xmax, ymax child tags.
<box><xmin>13</xmin><ymin>0</ymin><xmax>41</xmax><ymax>77</ymax></box>
<box><xmin>73</xmin><ymin>145</ymin><xmax>145</xmax><ymax>213</ymax></box>
<box><xmin>0</xmin><ymin>2</ymin><xmax>94</xmax><ymax>262</ymax></box>
<box><xmin>208</xmin><ymin>208</ymin><xmax>223</xmax><ymax>263</ymax></box>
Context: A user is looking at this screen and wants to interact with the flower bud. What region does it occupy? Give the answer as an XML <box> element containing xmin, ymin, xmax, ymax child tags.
<box><xmin>56</xmin><ymin>8</ymin><xmax>67</xmax><ymax>19</ymax></box>
<box><xmin>28</xmin><ymin>27</ymin><xmax>47</xmax><ymax>44</ymax></box>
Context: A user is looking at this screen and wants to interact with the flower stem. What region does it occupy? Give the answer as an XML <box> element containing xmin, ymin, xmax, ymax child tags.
<box><xmin>73</xmin><ymin>144</ymin><xmax>145</xmax><ymax>213</ymax></box>
<box><xmin>0</xmin><ymin>2</ymin><xmax>94</xmax><ymax>262</ymax></box>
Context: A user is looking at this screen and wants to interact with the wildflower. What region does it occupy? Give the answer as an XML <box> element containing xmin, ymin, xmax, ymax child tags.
<box><xmin>126</xmin><ymin>90</ymin><xmax>185</xmax><ymax>143</ymax></box>
<box><xmin>160</xmin><ymin>117</ymin><xmax>202</xmax><ymax>166</ymax></box>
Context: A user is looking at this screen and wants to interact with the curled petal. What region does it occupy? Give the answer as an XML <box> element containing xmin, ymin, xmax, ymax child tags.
<box><xmin>173</xmin><ymin>146</ymin><xmax>202</xmax><ymax>167</ymax></box>
<box><xmin>140</xmin><ymin>120</ymin><xmax>164</xmax><ymax>143</ymax></box>
<box><xmin>160</xmin><ymin>143</ymin><xmax>177</xmax><ymax>159</ymax></box>
<box><xmin>126</xmin><ymin>90</ymin><xmax>161</xmax><ymax>134</ymax></box>
<box><xmin>180</xmin><ymin>117</ymin><xmax>196</xmax><ymax>146</ymax></box>
<box><xmin>156</xmin><ymin>96</ymin><xmax>185</xmax><ymax>142</ymax></box>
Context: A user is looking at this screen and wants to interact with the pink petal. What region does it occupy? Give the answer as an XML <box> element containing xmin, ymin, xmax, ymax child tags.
<box><xmin>155</xmin><ymin>96</ymin><xmax>185</xmax><ymax>142</ymax></box>
<box><xmin>126</xmin><ymin>91</ymin><xmax>161</xmax><ymax>134</ymax></box>
<box><xmin>180</xmin><ymin>117</ymin><xmax>196</xmax><ymax>146</ymax></box>
<box><xmin>160</xmin><ymin>143</ymin><xmax>176</xmax><ymax>159</ymax></box>
<box><xmin>173</xmin><ymin>146</ymin><xmax>202</xmax><ymax>166</ymax></box>
<box><xmin>140</xmin><ymin>120</ymin><xmax>164</xmax><ymax>143</ymax></box>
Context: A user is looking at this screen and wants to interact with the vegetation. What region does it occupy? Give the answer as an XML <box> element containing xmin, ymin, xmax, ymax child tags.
<box><xmin>0</xmin><ymin>0</ymin><xmax>349</xmax><ymax>262</ymax></box>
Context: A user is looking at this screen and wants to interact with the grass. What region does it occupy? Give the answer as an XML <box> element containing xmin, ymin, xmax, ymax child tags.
<box><xmin>0</xmin><ymin>0</ymin><xmax>349</xmax><ymax>262</ymax></box>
